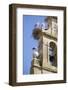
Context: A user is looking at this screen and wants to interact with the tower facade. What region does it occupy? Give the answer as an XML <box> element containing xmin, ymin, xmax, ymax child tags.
<box><xmin>30</xmin><ymin>16</ymin><xmax>57</xmax><ymax>74</ymax></box>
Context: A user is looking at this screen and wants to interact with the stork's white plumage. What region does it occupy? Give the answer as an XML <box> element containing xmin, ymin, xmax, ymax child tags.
<box><xmin>33</xmin><ymin>50</ymin><xmax>39</xmax><ymax>57</ymax></box>
<box><xmin>41</xmin><ymin>22</ymin><xmax>45</xmax><ymax>29</ymax></box>
<box><xmin>34</xmin><ymin>22</ymin><xmax>40</xmax><ymax>29</ymax></box>
<box><xmin>32</xmin><ymin>48</ymin><xmax>39</xmax><ymax>58</ymax></box>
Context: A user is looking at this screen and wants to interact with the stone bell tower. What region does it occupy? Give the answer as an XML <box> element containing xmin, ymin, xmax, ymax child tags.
<box><xmin>30</xmin><ymin>16</ymin><xmax>57</xmax><ymax>74</ymax></box>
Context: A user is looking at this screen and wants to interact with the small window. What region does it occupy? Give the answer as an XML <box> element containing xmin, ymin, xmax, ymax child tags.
<box><xmin>49</xmin><ymin>47</ymin><xmax>55</xmax><ymax>64</ymax></box>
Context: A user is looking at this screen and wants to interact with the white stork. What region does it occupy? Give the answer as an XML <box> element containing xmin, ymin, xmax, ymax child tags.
<box><xmin>32</xmin><ymin>47</ymin><xmax>39</xmax><ymax>58</ymax></box>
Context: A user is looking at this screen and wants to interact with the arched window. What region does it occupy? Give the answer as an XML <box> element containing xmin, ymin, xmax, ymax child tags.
<box><xmin>49</xmin><ymin>42</ymin><xmax>57</xmax><ymax>67</ymax></box>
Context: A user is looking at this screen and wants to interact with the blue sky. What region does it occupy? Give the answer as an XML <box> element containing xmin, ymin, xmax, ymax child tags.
<box><xmin>23</xmin><ymin>15</ymin><xmax>46</xmax><ymax>75</ymax></box>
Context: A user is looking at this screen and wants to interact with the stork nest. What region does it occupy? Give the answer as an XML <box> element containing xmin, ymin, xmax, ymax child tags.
<box><xmin>32</xmin><ymin>28</ymin><xmax>42</xmax><ymax>40</ymax></box>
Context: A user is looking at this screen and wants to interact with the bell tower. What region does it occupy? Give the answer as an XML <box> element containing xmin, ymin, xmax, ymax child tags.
<box><xmin>30</xmin><ymin>16</ymin><xmax>57</xmax><ymax>74</ymax></box>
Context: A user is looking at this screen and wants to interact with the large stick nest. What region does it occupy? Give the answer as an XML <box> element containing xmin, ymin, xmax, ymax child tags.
<box><xmin>32</xmin><ymin>28</ymin><xmax>42</xmax><ymax>40</ymax></box>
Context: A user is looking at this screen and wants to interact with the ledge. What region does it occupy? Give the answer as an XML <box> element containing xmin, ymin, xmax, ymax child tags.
<box><xmin>32</xmin><ymin>64</ymin><xmax>57</xmax><ymax>73</ymax></box>
<box><xmin>43</xmin><ymin>31</ymin><xmax>57</xmax><ymax>41</ymax></box>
